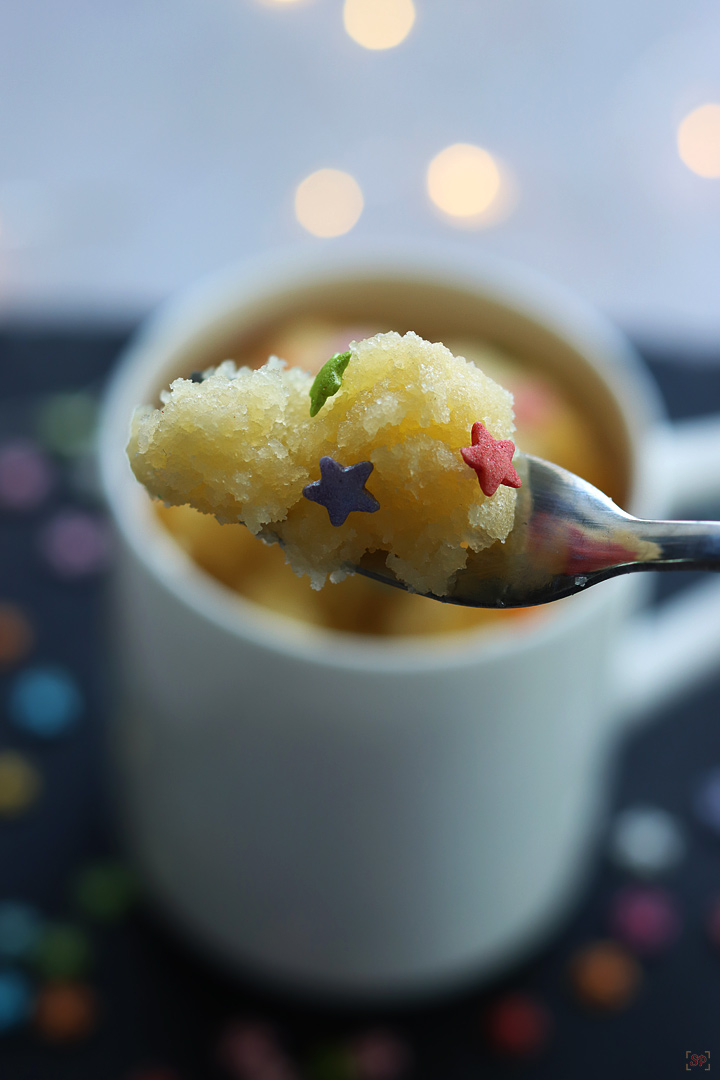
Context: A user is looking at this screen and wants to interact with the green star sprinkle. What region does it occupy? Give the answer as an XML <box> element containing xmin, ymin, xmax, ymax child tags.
<box><xmin>309</xmin><ymin>351</ymin><xmax>352</xmax><ymax>417</ymax></box>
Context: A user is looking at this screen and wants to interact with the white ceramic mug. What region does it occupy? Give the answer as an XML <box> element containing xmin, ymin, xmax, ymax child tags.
<box><xmin>99</xmin><ymin>247</ymin><xmax>720</xmax><ymax>1001</ymax></box>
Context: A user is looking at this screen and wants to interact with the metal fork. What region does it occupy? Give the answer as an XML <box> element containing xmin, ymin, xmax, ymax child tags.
<box><xmin>355</xmin><ymin>453</ymin><xmax>720</xmax><ymax>608</ymax></box>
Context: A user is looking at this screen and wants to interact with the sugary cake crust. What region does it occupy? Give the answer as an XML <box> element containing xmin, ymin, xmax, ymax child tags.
<box><xmin>127</xmin><ymin>331</ymin><xmax>517</xmax><ymax>596</ymax></box>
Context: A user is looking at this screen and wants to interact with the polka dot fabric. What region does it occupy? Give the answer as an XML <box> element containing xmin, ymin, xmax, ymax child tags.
<box><xmin>8</xmin><ymin>665</ymin><xmax>83</xmax><ymax>737</ymax></box>
<box><xmin>1</xmin><ymin>325</ymin><xmax>720</xmax><ymax>1078</ymax></box>
<box><xmin>0</xmin><ymin>440</ymin><xmax>54</xmax><ymax>512</ymax></box>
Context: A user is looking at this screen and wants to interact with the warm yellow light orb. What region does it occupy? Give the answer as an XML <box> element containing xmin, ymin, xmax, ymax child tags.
<box><xmin>677</xmin><ymin>103</ymin><xmax>720</xmax><ymax>178</ymax></box>
<box><xmin>294</xmin><ymin>169</ymin><xmax>364</xmax><ymax>238</ymax></box>
<box><xmin>427</xmin><ymin>144</ymin><xmax>502</xmax><ymax>219</ymax></box>
<box><xmin>343</xmin><ymin>0</ymin><xmax>415</xmax><ymax>51</ymax></box>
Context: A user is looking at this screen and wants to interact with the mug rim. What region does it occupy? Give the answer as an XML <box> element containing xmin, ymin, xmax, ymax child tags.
<box><xmin>98</xmin><ymin>242</ymin><xmax>666</xmax><ymax>671</ymax></box>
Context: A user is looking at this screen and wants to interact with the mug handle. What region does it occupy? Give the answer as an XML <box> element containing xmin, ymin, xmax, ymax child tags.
<box><xmin>614</xmin><ymin>415</ymin><xmax>720</xmax><ymax>725</ymax></box>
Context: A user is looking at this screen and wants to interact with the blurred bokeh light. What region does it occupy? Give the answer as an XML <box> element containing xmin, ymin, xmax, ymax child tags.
<box><xmin>343</xmin><ymin>0</ymin><xmax>416</xmax><ymax>50</ymax></box>
<box><xmin>427</xmin><ymin>144</ymin><xmax>510</xmax><ymax>225</ymax></box>
<box><xmin>677</xmin><ymin>103</ymin><xmax>720</xmax><ymax>178</ymax></box>
<box><xmin>294</xmin><ymin>168</ymin><xmax>364</xmax><ymax>237</ymax></box>
<box><xmin>0</xmin><ymin>6</ymin><xmax>719</xmax><ymax>338</ymax></box>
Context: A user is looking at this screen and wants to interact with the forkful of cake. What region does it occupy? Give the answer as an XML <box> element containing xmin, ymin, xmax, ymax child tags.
<box><xmin>126</xmin><ymin>331</ymin><xmax>720</xmax><ymax>609</ymax></box>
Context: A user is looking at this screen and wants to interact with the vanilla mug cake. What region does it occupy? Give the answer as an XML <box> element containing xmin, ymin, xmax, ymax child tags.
<box><xmin>99</xmin><ymin>248</ymin><xmax>720</xmax><ymax>999</ymax></box>
<box><xmin>128</xmin><ymin>312</ymin><xmax>621</xmax><ymax>637</ymax></box>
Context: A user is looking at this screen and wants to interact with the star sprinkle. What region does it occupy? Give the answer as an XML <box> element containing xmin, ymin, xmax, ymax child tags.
<box><xmin>461</xmin><ymin>422</ymin><xmax>521</xmax><ymax>497</ymax></box>
<box><xmin>303</xmin><ymin>457</ymin><xmax>380</xmax><ymax>527</ymax></box>
<box><xmin>309</xmin><ymin>351</ymin><xmax>352</xmax><ymax>417</ymax></box>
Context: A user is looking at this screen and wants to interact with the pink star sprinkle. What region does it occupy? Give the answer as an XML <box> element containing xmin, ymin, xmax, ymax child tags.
<box><xmin>461</xmin><ymin>422</ymin><xmax>521</xmax><ymax>497</ymax></box>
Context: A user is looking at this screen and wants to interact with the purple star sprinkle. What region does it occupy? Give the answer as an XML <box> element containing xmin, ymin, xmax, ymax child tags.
<box><xmin>303</xmin><ymin>456</ymin><xmax>380</xmax><ymax>527</ymax></box>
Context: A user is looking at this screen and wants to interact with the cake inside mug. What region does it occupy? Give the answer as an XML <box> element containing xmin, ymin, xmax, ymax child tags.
<box><xmin>128</xmin><ymin>331</ymin><xmax>519</xmax><ymax>598</ymax></box>
<box><xmin>127</xmin><ymin>319</ymin><xmax>617</xmax><ymax>636</ymax></box>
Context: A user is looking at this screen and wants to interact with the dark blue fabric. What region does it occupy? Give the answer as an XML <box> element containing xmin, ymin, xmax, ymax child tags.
<box><xmin>1</xmin><ymin>328</ymin><xmax>719</xmax><ymax>1079</ymax></box>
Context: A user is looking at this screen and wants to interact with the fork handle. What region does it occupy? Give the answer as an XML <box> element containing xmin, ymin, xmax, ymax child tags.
<box><xmin>626</xmin><ymin>518</ymin><xmax>720</xmax><ymax>573</ymax></box>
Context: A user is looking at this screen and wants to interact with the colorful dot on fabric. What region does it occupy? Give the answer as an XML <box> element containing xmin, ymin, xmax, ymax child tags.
<box><xmin>33</xmin><ymin>982</ymin><xmax>98</xmax><ymax>1041</ymax></box>
<box><xmin>38</xmin><ymin>510</ymin><xmax>112</xmax><ymax>579</ymax></box>
<box><xmin>0</xmin><ymin>903</ymin><xmax>43</xmax><ymax>961</ymax></box>
<box><xmin>350</xmin><ymin>1030</ymin><xmax>411</xmax><ymax>1079</ymax></box>
<box><xmin>8</xmin><ymin>665</ymin><xmax>83</xmax><ymax>737</ymax></box>
<box><xmin>305</xmin><ymin>1043</ymin><xmax>356</xmax><ymax>1080</ymax></box>
<box><xmin>693</xmin><ymin>768</ymin><xmax>720</xmax><ymax>833</ymax></box>
<box><xmin>126</xmin><ymin>1071</ymin><xmax>183</xmax><ymax>1080</ymax></box>
<box><xmin>35</xmin><ymin>393</ymin><xmax>98</xmax><ymax>458</ymax></box>
<box><xmin>0</xmin><ymin>440</ymin><xmax>54</xmax><ymax>511</ymax></box>
<box><xmin>484</xmin><ymin>993</ymin><xmax>552</xmax><ymax>1058</ymax></box>
<box><xmin>217</xmin><ymin>1020</ymin><xmax>294</xmax><ymax>1079</ymax></box>
<box><xmin>609</xmin><ymin>885</ymin><xmax>681</xmax><ymax>955</ymax></box>
<box><xmin>706</xmin><ymin>897</ymin><xmax>720</xmax><ymax>948</ymax></box>
<box><xmin>72</xmin><ymin>860</ymin><xmax>138</xmax><ymax>922</ymax></box>
<box><xmin>223</xmin><ymin>1056</ymin><xmax>298</xmax><ymax>1080</ymax></box>
<box><xmin>303</xmin><ymin>457</ymin><xmax>380</xmax><ymax>527</ymax></box>
<box><xmin>0</xmin><ymin>751</ymin><xmax>42</xmax><ymax>816</ymax></box>
<box><xmin>0</xmin><ymin>603</ymin><xmax>34</xmax><ymax>669</ymax></box>
<box><xmin>609</xmin><ymin>805</ymin><xmax>685</xmax><ymax>877</ymax></box>
<box><xmin>568</xmin><ymin>941</ymin><xmax>642</xmax><ymax>1011</ymax></box>
<box><xmin>33</xmin><ymin>924</ymin><xmax>93</xmax><ymax>981</ymax></box>
<box><xmin>0</xmin><ymin>968</ymin><xmax>33</xmax><ymax>1033</ymax></box>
